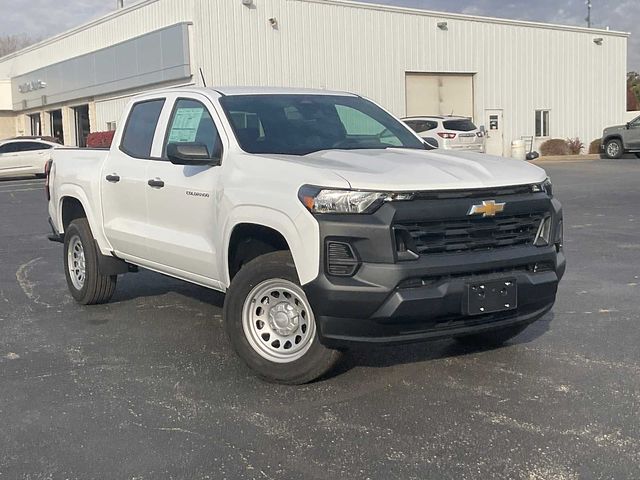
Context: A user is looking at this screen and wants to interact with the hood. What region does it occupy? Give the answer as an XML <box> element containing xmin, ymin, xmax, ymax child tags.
<box><xmin>275</xmin><ymin>148</ymin><xmax>548</xmax><ymax>191</ymax></box>
<box><xmin>603</xmin><ymin>124</ymin><xmax>627</xmax><ymax>135</ymax></box>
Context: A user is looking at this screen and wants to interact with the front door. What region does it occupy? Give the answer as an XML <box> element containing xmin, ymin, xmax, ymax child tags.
<box><xmin>144</xmin><ymin>95</ymin><xmax>224</xmax><ymax>285</ymax></box>
<box><xmin>485</xmin><ymin>109</ymin><xmax>504</xmax><ymax>156</ymax></box>
<box><xmin>101</xmin><ymin>98</ymin><xmax>165</xmax><ymax>260</ymax></box>
<box><xmin>623</xmin><ymin>115</ymin><xmax>640</xmax><ymax>149</ymax></box>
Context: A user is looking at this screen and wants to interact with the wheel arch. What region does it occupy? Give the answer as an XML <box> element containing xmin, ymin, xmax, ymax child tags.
<box><xmin>603</xmin><ymin>135</ymin><xmax>623</xmax><ymax>145</ymax></box>
<box><xmin>222</xmin><ymin>206</ymin><xmax>320</xmax><ymax>289</ymax></box>
<box><xmin>55</xmin><ymin>184</ymin><xmax>112</xmax><ymax>256</ymax></box>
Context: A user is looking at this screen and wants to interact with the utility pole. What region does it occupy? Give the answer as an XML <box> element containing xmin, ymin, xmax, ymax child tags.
<box><xmin>586</xmin><ymin>0</ymin><xmax>592</xmax><ymax>28</ymax></box>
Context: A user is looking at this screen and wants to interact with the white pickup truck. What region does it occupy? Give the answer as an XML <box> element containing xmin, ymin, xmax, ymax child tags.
<box><xmin>47</xmin><ymin>87</ymin><xmax>565</xmax><ymax>384</ymax></box>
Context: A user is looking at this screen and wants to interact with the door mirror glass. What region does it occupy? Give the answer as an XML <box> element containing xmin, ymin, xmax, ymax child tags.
<box><xmin>167</xmin><ymin>142</ymin><xmax>219</xmax><ymax>166</ymax></box>
<box><xmin>423</xmin><ymin>138</ymin><xmax>439</xmax><ymax>150</ymax></box>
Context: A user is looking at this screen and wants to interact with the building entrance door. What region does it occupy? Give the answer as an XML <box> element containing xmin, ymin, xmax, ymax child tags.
<box><xmin>74</xmin><ymin>105</ymin><xmax>90</xmax><ymax>147</ymax></box>
<box><xmin>484</xmin><ymin>109</ymin><xmax>504</xmax><ymax>156</ymax></box>
<box><xmin>49</xmin><ymin>110</ymin><xmax>64</xmax><ymax>144</ymax></box>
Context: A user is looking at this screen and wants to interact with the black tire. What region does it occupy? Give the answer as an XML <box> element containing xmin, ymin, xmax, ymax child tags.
<box><xmin>634</xmin><ymin>153</ymin><xmax>640</xmax><ymax>159</ymax></box>
<box><xmin>455</xmin><ymin>324</ymin><xmax>528</xmax><ymax>348</ymax></box>
<box><xmin>63</xmin><ymin>218</ymin><xmax>117</xmax><ymax>305</ymax></box>
<box><xmin>223</xmin><ymin>251</ymin><xmax>341</xmax><ymax>384</ymax></box>
<box><xmin>603</xmin><ymin>139</ymin><xmax>624</xmax><ymax>159</ymax></box>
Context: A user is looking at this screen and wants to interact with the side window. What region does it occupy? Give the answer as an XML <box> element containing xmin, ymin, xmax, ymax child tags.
<box><xmin>336</xmin><ymin>105</ymin><xmax>402</xmax><ymax>146</ymax></box>
<box><xmin>8</xmin><ymin>142</ymin><xmax>30</xmax><ymax>153</ymax></box>
<box><xmin>121</xmin><ymin>99</ymin><xmax>165</xmax><ymax>158</ymax></box>
<box><xmin>426</xmin><ymin>121</ymin><xmax>438</xmax><ymax>131</ymax></box>
<box><xmin>164</xmin><ymin>99</ymin><xmax>221</xmax><ymax>158</ymax></box>
<box><xmin>0</xmin><ymin>143</ymin><xmax>18</xmax><ymax>154</ymax></box>
<box><xmin>22</xmin><ymin>142</ymin><xmax>52</xmax><ymax>151</ymax></box>
<box><xmin>630</xmin><ymin>116</ymin><xmax>640</xmax><ymax>128</ymax></box>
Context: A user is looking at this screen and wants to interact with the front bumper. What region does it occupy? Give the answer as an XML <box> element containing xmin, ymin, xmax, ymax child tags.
<box><xmin>302</xmin><ymin>192</ymin><xmax>564</xmax><ymax>348</ymax></box>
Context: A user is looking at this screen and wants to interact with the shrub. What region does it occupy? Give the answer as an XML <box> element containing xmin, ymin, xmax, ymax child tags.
<box><xmin>540</xmin><ymin>138</ymin><xmax>571</xmax><ymax>156</ymax></box>
<box><xmin>566</xmin><ymin>137</ymin><xmax>584</xmax><ymax>155</ymax></box>
<box><xmin>87</xmin><ymin>130</ymin><xmax>115</xmax><ymax>148</ymax></box>
<box><xmin>588</xmin><ymin>138</ymin><xmax>602</xmax><ymax>154</ymax></box>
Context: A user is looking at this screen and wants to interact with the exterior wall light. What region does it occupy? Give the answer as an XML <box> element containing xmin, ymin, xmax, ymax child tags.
<box><xmin>437</xmin><ymin>22</ymin><xmax>448</xmax><ymax>31</ymax></box>
<box><xmin>242</xmin><ymin>0</ymin><xmax>253</xmax><ymax>6</ymax></box>
<box><xmin>269</xmin><ymin>17</ymin><xmax>279</xmax><ymax>29</ymax></box>
<box><xmin>593</xmin><ymin>37</ymin><xmax>603</xmax><ymax>45</ymax></box>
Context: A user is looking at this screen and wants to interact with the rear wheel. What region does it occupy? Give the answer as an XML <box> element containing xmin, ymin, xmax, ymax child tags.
<box><xmin>223</xmin><ymin>251</ymin><xmax>341</xmax><ymax>384</ymax></box>
<box><xmin>634</xmin><ymin>153</ymin><xmax>640</xmax><ymax>159</ymax></box>
<box><xmin>63</xmin><ymin>218</ymin><xmax>117</xmax><ymax>305</ymax></box>
<box><xmin>604</xmin><ymin>139</ymin><xmax>623</xmax><ymax>159</ymax></box>
<box><xmin>455</xmin><ymin>324</ymin><xmax>528</xmax><ymax>348</ymax></box>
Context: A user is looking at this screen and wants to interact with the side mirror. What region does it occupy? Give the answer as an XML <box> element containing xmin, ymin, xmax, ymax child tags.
<box><xmin>423</xmin><ymin>138</ymin><xmax>439</xmax><ymax>150</ymax></box>
<box><xmin>479</xmin><ymin>125</ymin><xmax>486</xmax><ymax>134</ymax></box>
<box><xmin>167</xmin><ymin>142</ymin><xmax>220</xmax><ymax>166</ymax></box>
<box><xmin>626</xmin><ymin>122</ymin><xmax>632</xmax><ymax>129</ymax></box>
<box><xmin>526</xmin><ymin>151</ymin><xmax>540</xmax><ymax>161</ymax></box>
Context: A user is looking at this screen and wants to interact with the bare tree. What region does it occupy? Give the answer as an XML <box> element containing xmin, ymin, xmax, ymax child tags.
<box><xmin>0</xmin><ymin>34</ymin><xmax>38</xmax><ymax>58</ymax></box>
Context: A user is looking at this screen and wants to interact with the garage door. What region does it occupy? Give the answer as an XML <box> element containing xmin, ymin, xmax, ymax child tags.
<box><xmin>405</xmin><ymin>73</ymin><xmax>474</xmax><ymax>119</ymax></box>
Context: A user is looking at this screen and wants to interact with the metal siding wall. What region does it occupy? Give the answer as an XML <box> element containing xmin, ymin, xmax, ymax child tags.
<box><xmin>0</xmin><ymin>0</ymin><xmax>627</xmax><ymax>151</ymax></box>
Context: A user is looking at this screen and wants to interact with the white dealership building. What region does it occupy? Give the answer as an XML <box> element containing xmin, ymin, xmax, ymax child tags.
<box><xmin>0</xmin><ymin>0</ymin><xmax>628</xmax><ymax>155</ymax></box>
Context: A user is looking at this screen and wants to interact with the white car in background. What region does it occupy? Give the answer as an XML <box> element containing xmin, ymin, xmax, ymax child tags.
<box><xmin>0</xmin><ymin>137</ymin><xmax>60</xmax><ymax>179</ymax></box>
<box><xmin>402</xmin><ymin>116</ymin><xmax>485</xmax><ymax>153</ymax></box>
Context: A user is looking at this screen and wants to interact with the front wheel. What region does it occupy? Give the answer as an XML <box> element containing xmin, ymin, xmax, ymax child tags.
<box><xmin>223</xmin><ymin>251</ymin><xmax>341</xmax><ymax>384</ymax></box>
<box><xmin>455</xmin><ymin>324</ymin><xmax>528</xmax><ymax>348</ymax></box>
<box><xmin>63</xmin><ymin>218</ymin><xmax>117</xmax><ymax>305</ymax></box>
<box><xmin>604</xmin><ymin>139</ymin><xmax>624</xmax><ymax>159</ymax></box>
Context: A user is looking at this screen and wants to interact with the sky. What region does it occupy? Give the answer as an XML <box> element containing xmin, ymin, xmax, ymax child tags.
<box><xmin>0</xmin><ymin>0</ymin><xmax>637</xmax><ymax>71</ymax></box>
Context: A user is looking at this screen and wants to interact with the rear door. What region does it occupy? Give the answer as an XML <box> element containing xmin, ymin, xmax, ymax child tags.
<box><xmin>101</xmin><ymin>98</ymin><xmax>165</xmax><ymax>261</ymax></box>
<box><xmin>19</xmin><ymin>141</ymin><xmax>54</xmax><ymax>174</ymax></box>
<box><xmin>143</xmin><ymin>93</ymin><xmax>225</xmax><ymax>286</ymax></box>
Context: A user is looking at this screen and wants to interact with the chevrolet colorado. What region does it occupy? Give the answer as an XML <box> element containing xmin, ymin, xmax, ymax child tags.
<box><xmin>47</xmin><ymin>87</ymin><xmax>565</xmax><ymax>384</ymax></box>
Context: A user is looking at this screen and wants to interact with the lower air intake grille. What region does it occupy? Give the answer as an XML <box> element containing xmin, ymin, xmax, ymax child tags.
<box><xmin>397</xmin><ymin>213</ymin><xmax>546</xmax><ymax>255</ymax></box>
<box><xmin>326</xmin><ymin>241</ymin><xmax>359</xmax><ymax>276</ymax></box>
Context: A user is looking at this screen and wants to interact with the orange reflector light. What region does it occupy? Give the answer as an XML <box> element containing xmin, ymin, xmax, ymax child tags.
<box><xmin>302</xmin><ymin>196</ymin><xmax>315</xmax><ymax>210</ymax></box>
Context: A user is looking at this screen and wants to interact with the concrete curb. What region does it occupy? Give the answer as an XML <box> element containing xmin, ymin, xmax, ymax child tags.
<box><xmin>534</xmin><ymin>154</ymin><xmax>601</xmax><ymax>163</ymax></box>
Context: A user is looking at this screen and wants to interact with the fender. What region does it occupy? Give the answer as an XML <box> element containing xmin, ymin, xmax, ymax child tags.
<box><xmin>221</xmin><ymin>205</ymin><xmax>320</xmax><ymax>288</ymax></box>
<box><xmin>56</xmin><ymin>184</ymin><xmax>114</xmax><ymax>257</ymax></box>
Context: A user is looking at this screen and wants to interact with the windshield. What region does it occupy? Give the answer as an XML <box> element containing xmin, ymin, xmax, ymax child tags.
<box><xmin>220</xmin><ymin>94</ymin><xmax>425</xmax><ymax>155</ymax></box>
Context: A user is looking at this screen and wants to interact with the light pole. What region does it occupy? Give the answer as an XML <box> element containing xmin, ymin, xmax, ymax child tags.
<box><xmin>586</xmin><ymin>0</ymin><xmax>592</xmax><ymax>28</ymax></box>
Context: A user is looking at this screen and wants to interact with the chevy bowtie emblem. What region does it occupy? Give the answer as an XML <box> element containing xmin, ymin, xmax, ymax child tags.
<box><xmin>468</xmin><ymin>200</ymin><xmax>506</xmax><ymax>217</ymax></box>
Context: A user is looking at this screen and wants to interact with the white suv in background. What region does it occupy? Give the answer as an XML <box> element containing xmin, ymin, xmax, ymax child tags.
<box><xmin>0</xmin><ymin>137</ymin><xmax>60</xmax><ymax>179</ymax></box>
<box><xmin>402</xmin><ymin>116</ymin><xmax>485</xmax><ymax>153</ymax></box>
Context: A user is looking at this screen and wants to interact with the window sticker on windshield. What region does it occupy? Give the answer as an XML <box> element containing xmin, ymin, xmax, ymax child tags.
<box><xmin>169</xmin><ymin>107</ymin><xmax>204</xmax><ymax>143</ymax></box>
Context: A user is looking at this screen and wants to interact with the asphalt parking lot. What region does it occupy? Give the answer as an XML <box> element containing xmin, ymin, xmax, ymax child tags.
<box><xmin>1</xmin><ymin>158</ymin><xmax>639</xmax><ymax>479</ymax></box>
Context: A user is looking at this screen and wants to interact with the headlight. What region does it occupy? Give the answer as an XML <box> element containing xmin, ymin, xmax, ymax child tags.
<box><xmin>299</xmin><ymin>186</ymin><xmax>413</xmax><ymax>214</ymax></box>
<box><xmin>532</xmin><ymin>178</ymin><xmax>553</xmax><ymax>195</ymax></box>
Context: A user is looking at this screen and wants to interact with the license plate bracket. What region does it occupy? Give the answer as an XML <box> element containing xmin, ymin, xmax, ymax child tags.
<box><xmin>466</xmin><ymin>278</ymin><xmax>517</xmax><ymax>316</ymax></box>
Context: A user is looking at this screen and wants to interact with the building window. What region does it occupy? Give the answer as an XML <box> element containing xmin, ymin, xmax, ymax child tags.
<box><xmin>535</xmin><ymin>110</ymin><xmax>550</xmax><ymax>137</ymax></box>
<box><xmin>29</xmin><ymin>113</ymin><xmax>42</xmax><ymax>136</ymax></box>
<box><xmin>106</xmin><ymin>121</ymin><xmax>117</xmax><ymax>131</ymax></box>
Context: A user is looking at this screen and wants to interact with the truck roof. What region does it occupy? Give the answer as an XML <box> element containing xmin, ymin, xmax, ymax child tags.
<box><xmin>212</xmin><ymin>86</ymin><xmax>357</xmax><ymax>97</ymax></box>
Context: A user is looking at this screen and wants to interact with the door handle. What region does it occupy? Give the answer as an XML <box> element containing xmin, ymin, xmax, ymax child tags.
<box><xmin>147</xmin><ymin>178</ymin><xmax>165</xmax><ymax>188</ymax></box>
<box><xmin>105</xmin><ymin>174</ymin><xmax>120</xmax><ymax>183</ymax></box>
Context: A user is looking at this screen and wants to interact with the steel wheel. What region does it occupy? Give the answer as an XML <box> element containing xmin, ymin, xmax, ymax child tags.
<box><xmin>241</xmin><ymin>278</ymin><xmax>316</xmax><ymax>363</ymax></box>
<box><xmin>67</xmin><ymin>235</ymin><xmax>86</xmax><ymax>290</ymax></box>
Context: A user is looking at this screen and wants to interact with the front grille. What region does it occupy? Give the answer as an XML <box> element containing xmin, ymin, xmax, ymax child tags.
<box><xmin>397</xmin><ymin>213</ymin><xmax>546</xmax><ymax>255</ymax></box>
<box><xmin>412</xmin><ymin>184</ymin><xmax>534</xmax><ymax>200</ymax></box>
